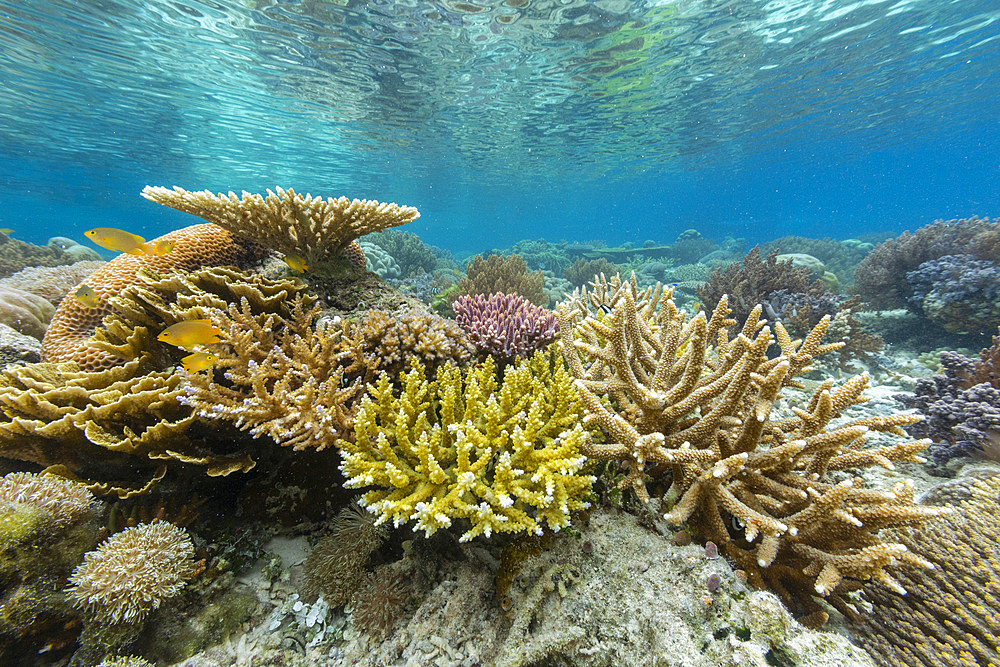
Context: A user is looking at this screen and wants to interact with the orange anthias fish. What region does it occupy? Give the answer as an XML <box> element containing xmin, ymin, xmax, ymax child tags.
<box><xmin>157</xmin><ymin>320</ymin><xmax>223</xmax><ymax>348</ymax></box>
<box><xmin>85</xmin><ymin>227</ymin><xmax>150</xmax><ymax>255</ymax></box>
<box><xmin>283</xmin><ymin>254</ymin><xmax>310</xmax><ymax>273</ymax></box>
<box><xmin>74</xmin><ymin>285</ymin><xmax>100</xmax><ymax>309</ymax></box>
<box><xmin>181</xmin><ymin>352</ymin><xmax>218</xmax><ymax>373</ymax></box>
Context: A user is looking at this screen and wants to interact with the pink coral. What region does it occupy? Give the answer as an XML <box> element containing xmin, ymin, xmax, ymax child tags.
<box><xmin>452</xmin><ymin>292</ymin><xmax>559</xmax><ymax>364</ymax></box>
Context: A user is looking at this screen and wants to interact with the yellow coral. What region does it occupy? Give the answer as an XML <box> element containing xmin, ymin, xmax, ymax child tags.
<box><xmin>339</xmin><ymin>351</ymin><xmax>594</xmax><ymax>541</ymax></box>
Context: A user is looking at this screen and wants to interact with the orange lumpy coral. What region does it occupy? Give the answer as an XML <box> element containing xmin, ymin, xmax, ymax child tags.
<box><xmin>41</xmin><ymin>223</ymin><xmax>266</xmax><ymax>371</ymax></box>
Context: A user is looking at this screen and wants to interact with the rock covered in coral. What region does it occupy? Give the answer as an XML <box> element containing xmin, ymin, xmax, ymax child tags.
<box><xmin>904</xmin><ymin>253</ymin><xmax>1000</xmax><ymax>333</ymax></box>
<box><xmin>453</xmin><ymin>292</ymin><xmax>559</xmax><ymax>365</ymax></box>
<box><xmin>339</xmin><ymin>353</ymin><xmax>595</xmax><ymax>541</ymax></box>
<box><xmin>0</xmin><ymin>285</ymin><xmax>55</xmax><ymax>339</ymax></box>
<box><xmin>0</xmin><ymin>260</ymin><xmax>104</xmax><ymax>306</ymax></box>
<box><xmin>66</xmin><ymin>521</ymin><xmax>198</xmax><ymax>625</ymax></box>
<box><xmin>853</xmin><ymin>471</ymin><xmax>1000</xmax><ymax>667</ymax></box>
<box><xmin>0</xmin><ymin>322</ymin><xmax>41</xmax><ymax>366</ymax></box>
<box><xmin>47</xmin><ymin>236</ymin><xmax>103</xmax><ymax>262</ymax></box>
<box><xmin>358</xmin><ymin>241</ymin><xmax>401</xmax><ymax>279</ymax></box>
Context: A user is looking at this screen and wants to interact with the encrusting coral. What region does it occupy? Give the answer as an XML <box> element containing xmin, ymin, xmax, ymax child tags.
<box><xmin>42</xmin><ymin>223</ymin><xmax>269</xmax><ymax>370</ymax></box>
<box><xmin>853</xmin><ymin>472</ymin><xmax>1000</xmax><ymax>667</ymax></box>
<box><xmin>455</xmin><ymin>253</ymin><xmax>547</xmax><ymax>307</ymax></box>
<box><xmin>66</xmin><ymin>520</ymin><xmax>199</xmax><ymax>625</ymax></box>
<box><xmin>339</xmin><ymin>351</ymin><xmax>595</xmax><ymax>541</ymax></box>
<box><xmin>557</xmin><ymin>273</ymin><xmax>948</xmax><ymax>624</ymax></box>
<box><xmin>141</xmin><ymin>185</ymin><xmax>420</xmax><ymax>268</ymax></box>
<box><xmin>0</xmin><ymin>260</ymin><xmax>104</xmax><ymax>307</ymax></box>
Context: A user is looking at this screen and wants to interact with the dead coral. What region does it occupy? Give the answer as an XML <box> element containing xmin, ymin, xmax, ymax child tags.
<box><xmin>697</xmin><ymin>247</ymin><xmax>826</xmax><ymax>332</ymax></box>
<box><xmin>853</xmin><ymin>473</ymin><xmax>1000</xmax><ymax>667</ymax></box>
<box><xmin>456</xmin><ymin>254</ymin><xmax>547</xmax><ymax>307</ymax></box>
<box><xmin>558</xmin><ymin>273</ymin><xmax>947</xmax><ymax>624</ymax></box>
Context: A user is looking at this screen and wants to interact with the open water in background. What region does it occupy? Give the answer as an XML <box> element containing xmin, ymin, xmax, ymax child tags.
<box><xmin>0</xmin><ymin>0</ymin><xmax>998</xmax><ymax>255</ymax></box>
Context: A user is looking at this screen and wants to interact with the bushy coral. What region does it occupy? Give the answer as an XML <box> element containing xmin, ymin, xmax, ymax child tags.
<box><xmin>904</xmin><ymin>253</ymin><xmax>1000</xmax><ymax>334</ymax></box>
<box><xmin>66</xmin><ymin>521</ymin><xmax>198</xmax><ymax>624</ymax></box>
<box><xmin>304</xmin><ymin>504</ymin><xmax>388</xmax><ymax>606</ymax></box>
<box><xmin>0</xmin><ymin>471</ymin><xmax>97</xmax><ymax>527</ymax></box>
<box><xmin>455</xmin><ymin>254</ymin><xmax>547</xmax><ymax>307</ymax></box>
<box><xmin>452</xmin><ymin>292</ymin><xmax>559</xmax><ymax>366</ymax></box>
<box><xmin>854</xmin><ymin>215</ymin><xmax>1000</xmax><ymax>310</ymax></box>
<box><xmin>563</xmin><ymin>257</ymin><xmax>618</xmax><ymax>287</ymax></box>
<box><xmin>0</xmin><ymin>234</ymin><xmax>79</xmax><ymax>279</ymax></box>
<box><xmin>853</xmin><ymin>473</ymin><xmax>1000</xmax><ymax>667</ymax></box>
<box><xmin>558</xmin><ymin>273</ymin><xmax>945</xmax><ymax>624</ymax></box>
<box><xmin>339</xmin><ymin>352</ymin><xmax>595</xmax><ymax>541</ymax></box>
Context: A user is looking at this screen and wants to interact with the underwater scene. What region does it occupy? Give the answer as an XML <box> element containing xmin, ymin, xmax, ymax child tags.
<box><xmin>1</xmin><ymin>0</ymin><xmax>999</xmax><ymax>666</ymax></box>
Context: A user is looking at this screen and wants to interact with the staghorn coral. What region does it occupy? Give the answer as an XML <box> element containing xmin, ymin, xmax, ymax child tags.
<box><xmin>339</xmin><ymin>308</ymin><xmax>475</xmax><ymax>385</ymax></box>
<box><xmin>42</xmin><ymin>223</ymin><xmax>269</xmax><ymax>370</ymax></box>
<box><xmin>66</xmin><ymin>520</ymin><xmax>198</xmax><ymax>624</ymax></box>
<box><xmin>348</xmin><ymin>565</ymin><xmax>409</xmax><ymax>639</ymax></box>
<box><xmin>339</xmin><ymin>352</ymin><xmax>595</xmax><ymax>542</ymax></box>
<box><xmin>854</xmin><ymin>215</ymin><xmax>1000</xmax><ymax>310</ymax></box>
<box><xmin>364</xmin><ymin>228</ymin><xmax>439</xmax><ymax>277</ymax></box>
<box><xmin>141</xmin><ymin>185</ymin><xmax>419</xmax><ymax>267</ymax></box>
<box><xmin>304</xmin><ymin>504</ymin><xmax>388</xmax><ymax>606</ymax></box>
<box><xmin>563</xmin><ymin>257</ymin><xmax>618</xmax><ymax>287</ymax></box>
<box><xmin>455</xmin><ymin>254</ymin><xmax>547</xmax><ymax>307</ymax></box>
<box><xmin>452</xmin><ymin>292</ymin><xmax>559</xmax><ymax>366</ymax></box>
<box><xmin>853</xmin><ymin>473</ymin><xmax>1000</xmax><ymax>667</ymax></box>
<box><xmin>0</xmin><ymin>471</ymin><xmax>97</xmax><ymax>527</ymax></box>
<box><xmin>557</xmin><ymin>273</ymin><xmax>946</xmax><ymax>623</ymax></box>
<box><xmin>0</xmin><ymin>285</ymin><xmax>55</xmax><ymax>339</ymax></box>
<box><xmin>0</xmin><ymin>260</ymin><xmax>104</xmax><ymax>306</ymax></box>
<box><xmin>697</xmin><ymin>246</ymin><xmax>826</xmax><ymax>331</ymax></box>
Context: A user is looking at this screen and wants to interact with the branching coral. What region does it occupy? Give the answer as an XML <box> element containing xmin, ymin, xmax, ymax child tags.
<box><xmin>853</xmin><ymin>473</ymin><xmax>1000</xmax><ymax>667</ymax></box>
<box><xmin>563</xmin><ymin>258</ymin><xmax>618</xmax><ymax>287</ymax></box>
<box><xmin>557</xmin><ymin>273</ymin><xmax>946</xmax><ymax>623</ymax></box>
<box><xmin>455</xmin><ymin>254</ymin><xmax>547</xmax><ymax>307</ymax></box>
<box><xmin>904</xmin><ymin>253</ymin><xmax>1000</xmax><ymax>333</ymax></box>
<box><xmin>66</xmin><ymin>520</ymin><xmax>198</xmax><ymax>624</ymax></box>
<box><xmin>141</xmin><ymin>185</ymin><xmax>419</xmax><ymax>266</ymax></box>
<box><xmin>452</xmin><ymin>292</ymin><xmax>559</xmax><ymax>366</ymax></box>
<box><xmin>339</xmin><ymin>352</ymin><xmax>595</xmax><ymax>541</ymax></box>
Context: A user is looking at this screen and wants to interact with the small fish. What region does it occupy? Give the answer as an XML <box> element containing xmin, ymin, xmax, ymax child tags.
<box><xmin>181</xmin><ymin>352</ymin><xmax>218</xmax><ymax>373</ymax></box>
<box><xmin>147</xmin><ymin>239</ymin><xmax>176</xmax><ymax>256</ymax></box>
<box><xmin>157</xmin><ymin>320</ymin><xmax>223</xmax><ymax>347</ymax></box>
<box><xmin>0</xmin><ymin>228</ymin><xmax>12</xmax><ymax>235</ymax></box>
<box><xmin>85</xmin><ymin>227</ymin><xmax>148</xmax><ymax>255</ymax></box>
<box><xmin>74</xmin><ymin>285</ymin><xmax>100</xmax><ymax>309</ymax></box>
<box><xmin>283</xmin><ymin>254</ymin><xmax>310</xmax><ymax>273</ymax></box>
<box><xmin>598</xmin><ymin>304</ymin><xmax>613</xmax><ymax>315</ymax></box>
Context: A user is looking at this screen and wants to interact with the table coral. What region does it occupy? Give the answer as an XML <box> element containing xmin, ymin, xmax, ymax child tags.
<box><xmin>339</xmin><ymin>352</ymin><xmax>595</xmax><ymax>541</ymax></box>
<box><xmin>141</xmin><ymin>185</ymin><xmax>419</xmax><ymax>266</ymax></box>
<box><xmin>42</xmin><ymin>223</ymin><xmax>269</xmax><ymax>371</ymax></box>
<box><xmin>453</xmin><ymin>292</ymin><xmax>559</xmax><ymax>366</ymax></box>
<box><xmin>557</xmin><ymin>273</ymin><xmax>947</xmax><ymax>624</ymax></box>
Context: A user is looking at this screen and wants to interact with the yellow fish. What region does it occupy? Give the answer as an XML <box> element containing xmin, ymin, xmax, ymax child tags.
<box><xmin>0</xmin><ymin>228</ymin><xmax>12</xmax><ymax>235</ymax></box>
<box><xmin>147</xmin><ymin>239</ymin><xmax>176</xmax><ymax>256</ymax></box>
<box><xmin>157</xmin><ymin>320</ymin><xmax>223</xmax><ymax>348</ymax></box>
<box><xmin>181</xmin><ymin>352</ymin><xmax>218</xmax><ymax>373</ymax></box>
<box><xmin>85</xmin><ymin>227</ymin><xmax>149</xmax><ymax>255</ymax></box>
<box><xmin>74</xmin><ymin>285</ymin><xmax>100</xmax><ymax>309</ymax></box>
<box><xmin>283</xmin><ymin>254</ymin><xmax>310</xmax><ymax>273</ymax></box>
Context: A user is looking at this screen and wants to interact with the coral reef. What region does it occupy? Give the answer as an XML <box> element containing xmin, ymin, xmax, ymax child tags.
<box><xmin>364</xmin><ymin>229</ymin><xmax>439</xmax><ymax>277</ymax></box>
<box><xmin>558</xmin><ymin>273</ymin><xmax>945</xmax><ymax>623</ymax></box>
<box><xmin>42</xmin><ymin>223</ymin><xmax>269</xmax><ymax>370</ymax></box>
<box><xmin>141</xmin><ymin>185</ymin><xmax>419</xmax><ymax>266</ymax></box>
<box><xmin>0</xmin><ymin>285</ymin><xmax>55</xmax><ymax>339</ymax></box>
<box><xmin>697</xmin><ymin>247</ymin><xmax>826</xmax><ymax>331</ymax></box>
<box><xmin>66</xmin><ymin>520</ymin><xmax>198</xmax><ymax>624</ymax></box>
<box><xmin>762</xmin><ymin>236</ymin><xmax>873</xmax><ymax>288</ymax></box>
<box><xmin>854</xmin><ymin>215</ymin><xmax>1000</xmax><ymax>310</ymax></box>
<box><xmin>904</xmin><ymin>253</ymin><xmax>1000</xmax><ymax>333</ymax></box>
<box><xmin>0</xmin><ymin>260</ymin><xmax>104</xmax><ymax>306</ymax></box>
<box><xmin>853</xmin><ymin>472</ymin><xmax>1000</xmax><ymax>667</ymax></box>
<box><xmin>452</xmin><ymin>292</ymin><xmax>559</xmax><ymax>366</ymax></box>
<box><xmin>455</xmin><ymin>253</ymin><xmax>547</xmax><ymax>307</ymax></box>
<box><xmin>563</xmin><ymin>257</ymin><xmax>618</xmax><ymax>287</ymax></box>
<box><xmin>489</xmin><ymin>238</ymin><xmax>573</xmax><ymax>274</ymax></box>
<box><xmin>339</xmin><ymin>352</ymin><xmax>595</xmax><ymax>541</ymax></box>
<box><xmin>304</xmin><ymin>504</ymin><xmax>388</xmax><ymax>606</ymax></box>
<box><xmin>0</xmin><ymin>233</ymin><xmax>79</xmax><ymax>279</ymax></box>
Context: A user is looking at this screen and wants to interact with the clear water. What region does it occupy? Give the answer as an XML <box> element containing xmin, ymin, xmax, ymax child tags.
<box><xmin>1</xmin><ymin>0</ymin><xmax>998</xmax><ymax>254</ymax></box>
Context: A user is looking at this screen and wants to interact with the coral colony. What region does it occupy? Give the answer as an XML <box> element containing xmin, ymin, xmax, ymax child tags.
<box><xmin>1</xmin><ymin>195</ymin><xmax>999</xmax><ymax>666</ymax></box>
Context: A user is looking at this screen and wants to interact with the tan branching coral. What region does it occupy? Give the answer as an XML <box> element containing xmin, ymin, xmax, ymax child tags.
<box><xmin>557</xmin><ymin>273</ymin><xmax>948</xmax><ymax>622</ymax></box>
<box><xmin>0</xmin><ymin>471</ymin><xmax>97</xmax><ymax>527</ymax></box>
<box><xmin>853</xmin><ymin>472</ymin><xmax>1000</xmax><ymax>667</ymax></box>
<box><xmin>66</xmin><ymin>521</ymin><xmax>198</xmax><ymax>624</ymax></box>
<box><xmin>455</xmin><ymin>254</ymin><xmax>547</xmax><ymax>307</ymax></box>
<box><xmin>140</xmin><ymin>186</ymin><xmax>419</xmax><ymax>266</ymax></box>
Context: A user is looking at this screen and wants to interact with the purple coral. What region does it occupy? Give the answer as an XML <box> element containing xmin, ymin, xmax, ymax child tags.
<box><xmin>452</xmin><ymin>292</ymin><xmax>559</xmax><ymax>364</ymax></box>
<box><xmin>905</xmin><ymin>254</ymin><xmax>1000</xmax><ymax>334</ymax></box>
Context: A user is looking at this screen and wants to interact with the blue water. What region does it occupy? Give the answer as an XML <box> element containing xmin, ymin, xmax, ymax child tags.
<box><xmin>1</xmin><ymin>0</ymin><xmax>998</xmax><ymax>255</ymax></box>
